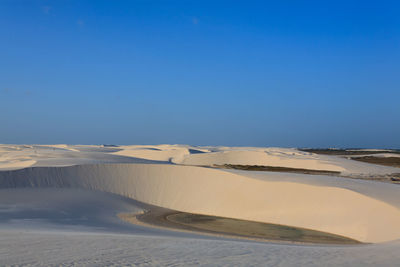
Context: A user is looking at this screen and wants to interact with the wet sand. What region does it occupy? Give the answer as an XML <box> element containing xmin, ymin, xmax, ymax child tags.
<box><xmin>119</xmin><ymin>207</ymin><xmax>361</xmax><ymax>245</ymax></box>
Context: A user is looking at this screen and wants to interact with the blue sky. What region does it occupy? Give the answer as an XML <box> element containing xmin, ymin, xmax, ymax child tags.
<box><xmin>1</xmin><ymin>1</ymin><xmax>399</xmax><ymax>148</ymax></box>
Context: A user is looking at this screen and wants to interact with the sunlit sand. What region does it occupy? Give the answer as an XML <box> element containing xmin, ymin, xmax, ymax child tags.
<box><xmin>1</xmin><ymin>144</ymin><xmax>400</xmax><ymax>265</ymax></box>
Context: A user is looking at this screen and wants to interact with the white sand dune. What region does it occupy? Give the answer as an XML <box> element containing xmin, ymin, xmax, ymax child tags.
<box><xmin>174</xmin><ymin>150</ymin><xmax>346</xmax><ymax>171</ymax></box>
<box><xmin>0</xmin><ymin>144</ymin><xmax>160</xmax><ymax>171</ymax></box>
<box><xmin>2</xmin><ymin>144</ymin><xmax>397</xmax><ymax>174</ymax></box>
<box><xmin>0</xmin><ymin>158</ymin><xmax>36</xmax><ymax>170</ymax></box>
<box><xmin>1</xmin><ymin>188</ymin><xmax>400</xmax><ymax>266</ymax></box>
<box><xmin>1</xmin><ymin>144</ymin><xmax>400</xmax><ymax>265</ymax></box>
<box><xmin>0</xmin><ymin>145</ymin><xmax>37</xmax><ymax>170</ymax></box>
<box><xmin>113</xmin><ymin>145</ymin><xmax>192</xmax><ymax>162</ymax></box>
<box><xmin>114</xmin><ymin>145</ymin><xmax>399</xmax><ymax>175</ymax></box>
<box><xmin>1</xmin><ymin>163</ymin><xmax>400</xmax><ymax>243</ymax></box>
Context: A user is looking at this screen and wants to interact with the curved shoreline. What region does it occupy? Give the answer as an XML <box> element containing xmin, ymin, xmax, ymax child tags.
<box><xmin>118</xmin><ymin>207</ymin><xmax>362</xmax><ymax>245</ymax></box>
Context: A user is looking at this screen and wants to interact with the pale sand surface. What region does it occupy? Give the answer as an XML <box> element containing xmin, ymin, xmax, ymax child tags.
<box><xmin>1</xmin><ymin>188</ymin><xmax>400</xmax><ymax>266</ymax></box>
<box><xmin>114</xmin><ymin>145</ymin><xmax>400</xmax><ymax>174</ymax></box>
<box><xmin>1</xmin><ymin>144</ymin><xmax>400</xmax><ymax>265</ymax></box>
<box><xmin>1</xmin><ymin>144</ymin><xmax>398</xmax><ymax>174</ymax></box>
<box><xmin>1</xmin><ymin>163</ymin><xmax>399</xmax><ymax>242</ymax></box>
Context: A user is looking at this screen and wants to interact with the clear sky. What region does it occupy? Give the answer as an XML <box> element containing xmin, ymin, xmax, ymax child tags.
<box><xmin>1</xmin><ymin>1</ymin><xmax>399</xmax><ymax>148</ymax></box>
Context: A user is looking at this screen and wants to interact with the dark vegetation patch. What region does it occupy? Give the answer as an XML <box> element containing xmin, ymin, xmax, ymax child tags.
<box><xmin>299</xmin><ymin>148</ymin><xmax>400</xmax><ymax>156</ymax></box>
<box><xmin>211</xmin><ymin>164</ymin><xmax>400</xmax><ymax>184</ymax></box>
<box><xmin>215</xmin><ymin>164</ymin><xmax>341</xmax><ymax>175</ymax></box>
<box><xmin>352</xmin><ymin>156</ymin><xmax>400</xmax><ymax>168</ymax></box>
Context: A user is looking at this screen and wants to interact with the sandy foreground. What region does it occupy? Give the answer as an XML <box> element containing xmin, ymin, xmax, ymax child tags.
<box><xmin>1</xmin><ymin>144</ymin><xmax>400</xmax><ymax>266</ymax></box>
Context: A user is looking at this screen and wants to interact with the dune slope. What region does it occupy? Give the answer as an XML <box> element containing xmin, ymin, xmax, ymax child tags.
<box><xmin>1</xmin><ymin>163</ymin><xmax>400</xmax><ymax>243</ymax></box>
